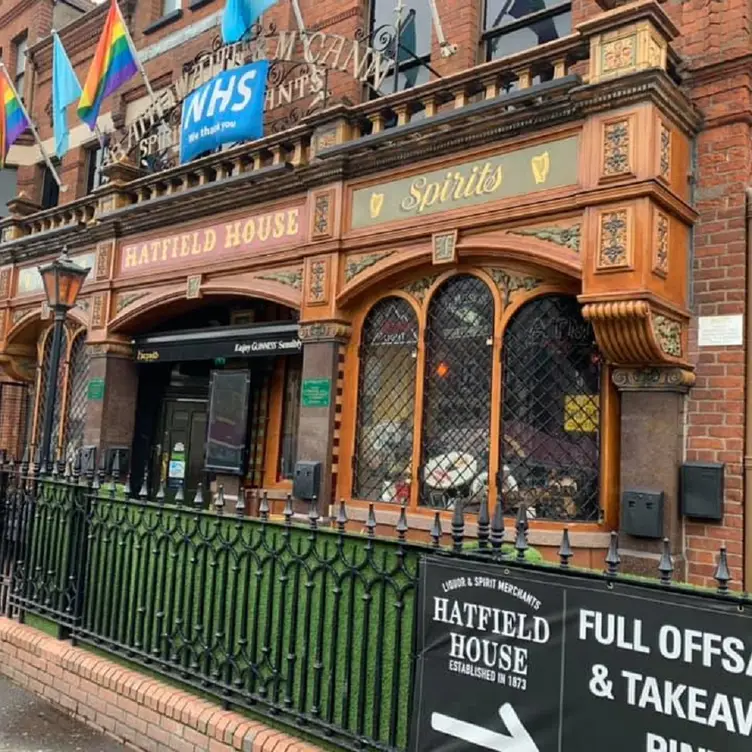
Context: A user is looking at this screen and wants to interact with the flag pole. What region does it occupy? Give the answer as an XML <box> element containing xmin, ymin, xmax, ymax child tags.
<box><xmin>113</xmin><ymin>0</ymin><xmax>156</xmax><ymax>103</ymax></box>
<box><xmin>0</xmin><ymin>62</ymin><xmax>65</xmax><ymax>189</ymax></box>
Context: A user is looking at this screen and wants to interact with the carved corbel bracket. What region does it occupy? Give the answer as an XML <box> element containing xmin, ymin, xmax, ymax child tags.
<box><xmin>581</xmin><ymin>299</ymin><xmax>689</xmax><ymax>368</ymax></box>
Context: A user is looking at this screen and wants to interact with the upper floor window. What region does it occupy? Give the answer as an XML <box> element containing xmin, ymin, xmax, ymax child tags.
<box><xmin>14</xmin><ymin>34</ymin><xmax>28</xmax><ymax>99</ymax></box>
<box><xmin>369</xmin><ymin>0</ymin><xmax>432</xmax><ymax>94</ymax></box>
<box><xmin>162</xmin><ymin>0</ymin><xmax>181</xmax><ymax>15</ymax></box>
<box><xmin>86</xmin><ymin>143</ymin><xmax>109</xmax><ymax>194</ymax></box>
<box><xmin>41</xmin><ymin>161</ymin><xmax>60</xmax><ymax>209</ymax></box>
<box><xmin>483</xmin><ymin>0</ymin><xmax>571</xmax><ymax>62</ymax></box>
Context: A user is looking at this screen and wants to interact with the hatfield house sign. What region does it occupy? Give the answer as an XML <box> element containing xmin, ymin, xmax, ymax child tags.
<box><xmin>107</xmin><ymin>27</ymin><xmax>397</xmax><ymax>168</ymax></box>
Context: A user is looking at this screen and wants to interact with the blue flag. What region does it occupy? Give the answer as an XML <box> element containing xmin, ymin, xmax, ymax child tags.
<box><xmin>180</xmin><ymin>61</ymin><xmax>269</xmax><ymax>164</ymax></box>
<box><xmin>52</xmin><ymin>31</ymin><xmax>82</xmax><ymax>157</ymax></box>
<box><xmin>221</xmin><ymin>0</ymin><xmax>277</xmax><ymax>44</ymax></box>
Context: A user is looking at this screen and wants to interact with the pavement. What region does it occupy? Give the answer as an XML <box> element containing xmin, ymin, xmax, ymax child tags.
<box><xmin>0</xmin><ymin>674</ymin><xmax>126</xmax><ymax>751</ymax></box>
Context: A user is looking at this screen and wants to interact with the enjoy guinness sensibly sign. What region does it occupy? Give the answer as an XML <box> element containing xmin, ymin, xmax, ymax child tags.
<box><xmin>412</xmin><ymin>556</ymin><xmax>752</xmax><ymax>752</ymax></box>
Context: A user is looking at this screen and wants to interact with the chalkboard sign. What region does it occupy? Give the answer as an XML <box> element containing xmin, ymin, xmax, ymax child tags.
<box><xmin>205</xmin><ymin>370</ymin><xmax>251</xmax><ymax>474</ymax></box>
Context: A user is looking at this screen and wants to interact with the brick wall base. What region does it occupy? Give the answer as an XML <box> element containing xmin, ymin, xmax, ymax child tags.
<box><xmin>0</xmin><ymin>618</ymin><xmax>324</xmax><ymax>752</ymax></box>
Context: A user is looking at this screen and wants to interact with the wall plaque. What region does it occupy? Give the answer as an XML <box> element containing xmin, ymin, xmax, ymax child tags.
<box><xmin>87</xmin><ymin>378</ymin><xmax>105</xmax><ymax>401</ymax></box>
<box><xmin>351</xmin><ymin>136</ymin><xmax>579</xmax><ymax>229</ymax></box>
<box><xmin>698</xmin><ymin>315</ymin><xmax>743</xmax><ymax>348</ymax></box>
<box><xmin>301</xmin><ymin>378</ymin><xmax>331</xmax><ymax>407</ymax></box>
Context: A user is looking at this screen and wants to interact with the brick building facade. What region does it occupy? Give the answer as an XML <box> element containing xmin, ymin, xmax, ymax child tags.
<box><xmin>0</xmin><ymin>0</ymin><xmax>748</xmax><ymax>587</ymax></box>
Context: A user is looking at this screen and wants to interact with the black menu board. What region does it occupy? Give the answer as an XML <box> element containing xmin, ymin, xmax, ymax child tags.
<box><xmin>205</xmin><ymin>370</ymin><xmax>251</xmax><ymax>474</ymax></box>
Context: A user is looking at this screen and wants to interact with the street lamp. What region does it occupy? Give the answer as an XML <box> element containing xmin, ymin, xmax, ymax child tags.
<box><xmin>37</xmin><ymin>247</ymin><xmax>90</xmax><ymax>471</ymax></box>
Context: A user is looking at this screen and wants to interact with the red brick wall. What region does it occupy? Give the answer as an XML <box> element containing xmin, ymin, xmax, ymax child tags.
<box><xmin>0</xmin><ymin>617</ymin><xmax>324</xmax><ymax>752</ymax></box>
<box><xmin>678</xmin><ymin>0</ymin><xmax>752</xmax><ymax>586</ymax></box>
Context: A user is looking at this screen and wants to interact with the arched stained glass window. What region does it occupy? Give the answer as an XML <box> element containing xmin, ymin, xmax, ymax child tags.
<box><xmin>421</xmin><ymin>275</ymin><xmax>494</xmax><ymax>508</ymax></box>
<box><xmin>353</xmin><ymin>297</ymin><xmax>418</xmax><ymax>503</ymax></box>
<box><xmin>64</xmin><ymin>332</ymin><xmax>90</xmax><ymax>464</ymax></box>
<box><xmin>500</xmin><ymin>295</ymin><xmax>601</xmax><ymax>521</ymax></box>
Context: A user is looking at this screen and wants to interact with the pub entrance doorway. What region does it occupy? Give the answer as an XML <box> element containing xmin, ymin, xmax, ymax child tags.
<box><xmin>156</xmin><ymin>397</ymin><xmax>209</xmax><ymax>503</ymax></box>
<box><xmin>127</xmin><ymin>299</ymin><xmax>302</xmax><ymax>505</ymax></box>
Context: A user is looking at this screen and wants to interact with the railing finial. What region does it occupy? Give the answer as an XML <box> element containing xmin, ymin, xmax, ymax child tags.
<box><xmin>658</xmin><ymin>538</ymin><xmax>673</xmax><ymax>585</ymax></box>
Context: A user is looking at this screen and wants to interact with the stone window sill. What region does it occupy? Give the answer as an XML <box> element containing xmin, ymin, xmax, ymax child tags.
<box><xmin>143</xmin><ymin>8</ymin><xmax>183</xmax><ymax>35</ymax></box>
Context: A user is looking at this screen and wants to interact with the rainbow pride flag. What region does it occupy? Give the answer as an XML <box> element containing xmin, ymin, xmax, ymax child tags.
<box><xmin>77</xmin><ymin>0</ymin><xmax>138</xmax><ymax>130</ymax></box>
<box><xmin>0</xmin><ymin>68</ymin><xmax>30</xmax><ymax>168</ymax></box>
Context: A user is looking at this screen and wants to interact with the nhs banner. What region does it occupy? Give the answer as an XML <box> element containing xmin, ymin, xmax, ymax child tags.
<box><xmin>179</xmin><ymin>60</ymin><xmax>269</xmax><ymax>164</ymax></box>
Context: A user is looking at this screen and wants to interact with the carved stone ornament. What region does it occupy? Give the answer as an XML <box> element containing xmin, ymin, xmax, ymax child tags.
<box><xmin>298</xmin><ymin>321</ymin><xmax>352</xmax><ymax>343</ymax></box>
<box><xmin>402</xmin><ymin>274</ymin><xmax>439</xmax><ymax>304</ymax></box>
<box><xmin>0</xmin><ymin>268</ymin><xmax>10</xmax><ymax>300</ymax></box>
<box><xmin>344</xmin><ymin>252</ymin><xmax>394</xmax><ymax>283</ymax></box>
<box><xmin>653</xmin><ymin>212</ymin><xmax>669</xmax><ymax>277</ymax></box>
<box><xmin>308</xmin><ymin>258</ymin><xmax>328</xmax><ymax>305</ymax></box>
<box><xmin>653</xmin><ymin>314</ymin><xmax>682</xmax><ymax>357</ymax></box>
<box><xmin>582</xmin><ymin>301</ymin><xmax>687</xmax><ymax>366</ymax></box>
<box><xmin>601</xmin><ymin>35</ymin><xmax>636</xmax><ymax>76</ymax></box>
<box><xmin>312</xmin><ymin>191</ymin><xmax>334</xmax><ymax>239</ymax></box>
<box><xmin>257</xmin><ymin>268</ymin><xmax>303</xmax><ymax>290</ymax></box>
<box><xmin>612</xmin><ymin>367</ymin><xmax>695</xmax><ymax>393</ymax></box>
<box><xmin>11</xmin><ymin>308</ymin><xmax>32</xmax><ymax>325</ymax></box>
<box><xmin>186</xmin><ymin>275</ymin><xmax>202</xmax><ymax>300</ymax></box>
<box><xmin>314</xmin><ymin>127</ymin><xmax>338</xmax><ymax>154</ymax></box>
<box><xmin>603</xmin><ymin>120</ymin><xmax>630</xmax><ymax>176</ymax></box>
<box><xmin>116</xmin><ymin>292</ymin><xmax>149</xmax><ymax>314</ymax></box>
<box><xmin>508</xmin><ymin>225</ymin><xmax>581</xmax><ymax>253</ymax></box>
<box><xmin>96</xmin><ymin>241</ymin><xmax>113</xmax><ymax>280</ymax></box>
<box><xmin>432</xmin><ymin>230</ymin><xmax>458</xmax><ymax>265</ymax></box>
<box><xmin>485</xmin><ymin>268</ymin><xmax>542</xmax><ymax>310</ymax></box>
<box><xmin>40</xmin><ymin>302</ymin><xmax>51</xmax><ymax>321</ymax></box>
<box><xmin>659</xmin><ymin>122</ymin><xmax>671</xmax><ymax>181</ymax></box>
<box><xmin>597</xmin><ymin>210</ymin><xmax>630</xmax><ymax>269</ymax></box>
<box><xmin>589</xmin><ymin>18</ymin><xmax>670</xmax><ymax>84</ymax></box>
<box><xmin>91</xmin><ymin>294</ymin><xmax>105</xmax><ymax>329</ymax></box>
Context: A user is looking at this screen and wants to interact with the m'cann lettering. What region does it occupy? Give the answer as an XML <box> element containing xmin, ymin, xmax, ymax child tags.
<box><xmin>120</xmin><ymin>207</ymin><xmax>303</xmax><ymax>274</ymax></box>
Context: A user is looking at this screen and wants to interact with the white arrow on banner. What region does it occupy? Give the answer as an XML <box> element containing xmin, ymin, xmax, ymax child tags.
<box><xmin>431</xmin><ymin>703</ymin><xmax>540</xmax><ymax>752</ymax></box>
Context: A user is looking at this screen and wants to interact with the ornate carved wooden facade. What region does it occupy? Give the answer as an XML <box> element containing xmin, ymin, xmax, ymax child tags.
<box><xmin>0</xmin><ymin>1</ymin><xmax>706</xmax><ymax>574</ymax></box>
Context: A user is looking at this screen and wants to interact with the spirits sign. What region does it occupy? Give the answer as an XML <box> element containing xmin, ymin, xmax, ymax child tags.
<box><xmin>412</xmin><ymin>556</ymin><xmax>752</xmax><ymax>752</ymax></box>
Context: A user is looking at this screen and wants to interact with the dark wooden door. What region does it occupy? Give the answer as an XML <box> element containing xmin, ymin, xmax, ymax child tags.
<box><xmin>155</xmin><ymin>398</ymin><xmax>208</xmax><ymax>503</ymax></box>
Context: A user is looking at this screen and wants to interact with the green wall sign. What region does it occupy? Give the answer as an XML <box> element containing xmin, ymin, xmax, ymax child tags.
<box><xmin>87</xmin><ymin>378</ymin><xmax>105</xmax><ymax>401</ymax></box>
<box><xmin>350</xmin><ymin>135</ymin><xmax>579</xmax><ymax>229</ymax></box>
<box><xmin>301</xmin><ymin>378</ymin><xmax>331</xmax><ymax>408</ymax></box>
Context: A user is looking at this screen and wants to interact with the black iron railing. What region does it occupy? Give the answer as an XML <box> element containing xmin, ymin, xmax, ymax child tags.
<box><xmin>0</xmin><ymin>449</ymin><xmax>741</xmax><ymax>751</ymax></box>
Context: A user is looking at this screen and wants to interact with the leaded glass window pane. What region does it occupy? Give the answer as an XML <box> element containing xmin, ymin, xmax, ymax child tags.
<box><xmin>500</xmin><ymin>295</ymin><xmax>601</xmax><ymax>522</ymax></box>
<box><xmin>353</xmin><ymin>297</ymin><xmax>418</xmax><ymax>503</ymax></box>
<box><xmin>64</xmin><ymin>333</ymin><xmax>90</xmax><ymax>465</ymax></box>
<box><xmin>35</xmin><ymin>328</ymin><xmax>68</xmax><ymax>459</ymax></box>
<box><xmin>420</xmin><ymin>275</ymin><xmax>494</xmax><ymax>510</ymax></box>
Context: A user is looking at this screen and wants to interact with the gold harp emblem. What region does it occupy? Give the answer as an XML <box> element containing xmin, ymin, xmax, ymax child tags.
<box><xmin>531</xmin><ymin>151</ymin><xmax>550</xmax><ymax>185</ymax></box>
<box><xmin>369</xmin><ymin>192</ymin><xmax>385</xmax><ymax>219</ymax></box>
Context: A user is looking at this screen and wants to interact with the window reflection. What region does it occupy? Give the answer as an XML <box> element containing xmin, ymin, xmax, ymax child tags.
<box><xmin>483</xmin><ymin>0</ymin><xmax>572</xmax><ymax>62</ymax></box>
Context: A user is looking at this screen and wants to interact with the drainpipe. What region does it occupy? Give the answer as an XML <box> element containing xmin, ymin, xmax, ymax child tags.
<box><xmin>744</xmin><ymin>188</ymin><xmax>752</xmax><ymax>590</ymax></box>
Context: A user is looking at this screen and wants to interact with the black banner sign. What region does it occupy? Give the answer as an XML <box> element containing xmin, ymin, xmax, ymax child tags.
<box><xmin>133</xmin><ymin>323</ymin><xmax>301</xmax><ymax>363</ymax></box>
<box><xmin>412</xmin><ymin>556</ymin><xmax>752</xmax><ymax>752</ymax></box>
